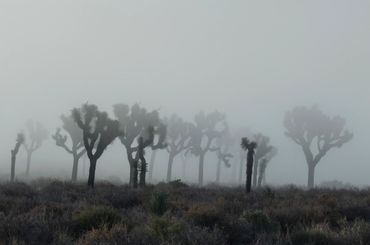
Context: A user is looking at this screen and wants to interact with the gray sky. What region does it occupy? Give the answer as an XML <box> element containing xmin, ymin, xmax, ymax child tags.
<box><xmin>0</xmin><ymin>1</ymin><xmax>369</xmax><ymax>186</ymax></box>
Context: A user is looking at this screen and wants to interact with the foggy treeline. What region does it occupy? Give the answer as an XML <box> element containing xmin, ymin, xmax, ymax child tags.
<box><xmin>5</xmin><ymin>102</ymin><xmax>353</xmax><ymax>191</ymax></box>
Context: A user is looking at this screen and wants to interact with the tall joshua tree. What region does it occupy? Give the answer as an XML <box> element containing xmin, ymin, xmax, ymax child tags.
<box><xmin>252</xmin><ymin>134</ymin><xmax>273</xmax><ymax>188</ymax></box>
<box><xmin>257</xmin><ymin>147</ymin><xmax>277</xmax><ymax>187</ymax></box>
<box><xmin>10</xmin><ymin>133</ymin><xmax>24</xmax><ymax>182</ymax></box>
<box><xmin>215</xmin><ymin>128</ymin><xmax>233</xmax><ymax>183</ymax></box>
<box><xmin>284</xmin><ymin>106</ymin><xmax>353</xmax><ymax>188</ymax></box>
<box><xmin>241</xmin><ymin>137</ymin><xmax>257</xmax><ymax>193</ymax></box>
<box><xmin>135</xmin><ymin>124</ymin><xmax>167</xmax><ymax>187</ymax></box>
<box><xmin>189</xmin><ymin>111</ymin><xmax>230</xmax><ymax>186</ymax></box>
<box><xmin>73</xmin><ymin>104</ymin><xmax>122</xmax><ymax>188</ymax></box>
<box><xmin>23</xmin><ymin>121</ymin><xmax>48</xmax><ymax>177</ymax></box>
<box><xmin>53</xmin><ymin>114</ymin><xmax>86</xmax><ymax>182</ymax></box>
<box><xmin>113</xmin><ymin>103</ymin><xmax>166</xmax><ymax>187</ymax></box>
<box><xmin>164</xmin><ymin>115</ymin><xmax>192</xmax><ymax>182</ymax></box>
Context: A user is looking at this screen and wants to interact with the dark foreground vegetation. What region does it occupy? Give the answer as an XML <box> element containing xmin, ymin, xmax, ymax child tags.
<box><xmin>1</xmin><ymin>180</ymin><xmax>370</xmax><ymax>245</ymax></box>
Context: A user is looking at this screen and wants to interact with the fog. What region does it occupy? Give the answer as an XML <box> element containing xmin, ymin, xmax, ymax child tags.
<box><xmin>0</xmin><ymin>1</ymin><xmax>369</xmax><ymax>186</ymax></box>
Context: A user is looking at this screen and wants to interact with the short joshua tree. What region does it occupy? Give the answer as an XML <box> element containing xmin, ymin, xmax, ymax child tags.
<box><xmin>53</xmin><ymin>113</ymin><xmax>86</xmax><ymax>182</ymax></box>
<box><xmin>10</xmin><ymin>133</ymin><xmax>25</xmax><ymax>182</ymax></box>
<box><xmin>23</xmin><ymin>121</ymin><xmax>48</xmax><ymax>177</ymax></box>
<box><xmin>241</xmin><ymin>137</ymin><xmax>257</xmax><ymax>193</ymax></box>
<box><xmin>284</xmin><ymin>106</ymin><xmax>353</xmax><ymax>188</ymax></box>
<box><xmin>73</xmin><ymin>104</ymin><xmax>122</xmax><ymax>188</ymax></box>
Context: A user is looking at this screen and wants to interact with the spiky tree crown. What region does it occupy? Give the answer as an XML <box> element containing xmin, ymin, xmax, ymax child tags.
<box><xmin>284</xmin><ymin>106</ymin><xmax>353</xmax><ymax>165</ymax></box>
<box><xmin>73</xmin><ymin>104</ymin><xmax>123</xmax><ymax>160</ymax></box>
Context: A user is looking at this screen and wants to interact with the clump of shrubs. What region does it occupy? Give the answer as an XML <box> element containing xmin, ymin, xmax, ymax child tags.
<box><xmin>150</xmin><ymin>191</ymin><xmax>169</xmax><ymax>216</ymax></box>
<box><xmin>2</xmin><ymin>180</ymin><xmax>370</xmax><ymax>244</ymax></box>
<box><xmin>72</xmin><ymin>206</ymin><xmax>122</xmax><ymax>235</ymax></box>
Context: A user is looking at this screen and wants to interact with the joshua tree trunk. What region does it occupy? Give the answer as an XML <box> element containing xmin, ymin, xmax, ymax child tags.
<box><xmin>132</xmin><ymin>161</ymin><xmax>138</xmax><ymax>188</ymax></box>
<box><xmin>216</xmin><ymin>158</ymin><xmax>222</xmax><ymax>183</ymax></box>
<box><xmin>127</xmin><ymin>149</ymin><xmax>138</xmax><ymax>187</ymax></box>
<box><xmin>257</xmin><ymin>168</ymin><xmax>264</xmax><ymax>188</ymax></box>
<box><xmin>181</xmin><ymin>156</ymin><xmax>187</xmax><ymax>180</ymax></box>
<box><xmin>239</xmin><ymin>158</ymin><xmax>243</xmax><ymax>185</ymax></box>
<box><xmin>11</xmin><ymin>150</ymin><xmax>16</xmax><ymax>182</ymax></box>
<box><xmin>26</xmin><ymin>151</ymin><xmax>32</xmax><ymax>177</ymax></box>
<box><xmin>307</xmin><ymin>163</ymin><xmax>315</xmax><ymax>189</ymax></box>
<box><xmin>71</xmin><ymin>155</ymin><xmax>79</xmax><ymax>182</ymax></box>
<box><xmin>198</xmin><ymin>152</ymin><xmax>205</xmax><ymax>186</ymax></box>
<box><xmin>166</xmin><ymin>154</ymin><xmax>175</xmax><ymax>182</ymax></box>
<box><xmin>252</xmin><ymin>160</ymin><xmax>259</xmax><ymax>188</ymax></box>
<box><xmin>148</xmin><ymin>150</ymin><xmax>157</xmax><ymax>182</ymax></box>
<box><xmin>87</xmin><ymin>158</ymin><xmax>97</xmax><ymax>188</ymax></box>
<box><xmin>139</xmin><ymin>161</ymin><xmax>147</xmax><ymax>187</ymax></box>
<box><xmin>246</xmin><ymin>152</ymin><xmax>254</xmax><ymax>193</ymax></box>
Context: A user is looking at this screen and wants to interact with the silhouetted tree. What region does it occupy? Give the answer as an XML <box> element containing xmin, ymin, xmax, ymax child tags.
<box><xmin>257</xmin><ymin>147</ymin><xmax>277</xmax><ymax>187</ymax></box>
<box><xmin>53</xmin><ymin>113</ymin><xmax>86</xmax><ymax>182</ymax></box>
<box><xmin>113</xmin><ymin>104</ymin><xmax>166</xmax><ymax>187</ymax></box>
<box><xmin>10</xmin><ymin>133</ymin><xmax>24</xmax><ymax>182</ymax></box>
<box><xmin>23</xmin><ymin>121</ymin><xmax>48</xmax><ymax>177</ymax></box>
<box><xmin>73</xmin><ymin>104</ymin><xmax>122</xmax><ymax>188</ymax></box>
<box><xmin>164</xmin><ymin>115</ymin><xmax>192</xmax><ymax>182</ymax></box>
<box><xmin>215</xmin><ymin>127</ymin><xmax>233</xmax><ymax>183</ymax></box>
<box><xmin>241</xmin><ymin>137</ymin><xmax>257</xmax><ymax>193</ymax></box>
<box><xmin>135</xmin><ymin>124</ymin><xmax>167</xmax><ymax>187</ymax></box>
<box><xmin>252</xmin><ymin>134</ymin><xmax>273</xmax><ymax>188</ymax></box>
<box><xmin>189</xmin><ymin>111</ymin><xmax>228</xmax><ymax>186</ymax></box>
<box><xmin>284</xmin><ymin>106</ymin><xmax>353</xmax><ymax>188</ymax></box>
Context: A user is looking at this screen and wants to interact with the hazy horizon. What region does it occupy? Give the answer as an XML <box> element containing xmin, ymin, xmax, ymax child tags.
<box><xmin>0</xmin><ymin>0</ymin><xmax>369</xmax><ymax>186</ymax></box>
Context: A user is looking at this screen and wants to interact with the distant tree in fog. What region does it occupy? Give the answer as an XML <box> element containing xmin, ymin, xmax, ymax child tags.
<box><xmin>73</xmin><ymin>104</ymin><xmax>122</xmax><ymax>188</ymax></box>
<box><xmin>164</xmin><ymin>114</ymin><xmax>192</xmax><ymax>182</ymax></box>
<box><xmin>241</xmin><ymin>137</ymin><xmax>257</xmax><ymax>193</ymax></box>
<box><xmin>257</xmin><ymin>147</ymin><xmax>277</xmax><ymax>187</ymax></box>
<box><xmin>189</xmin><ymin>111</ymin><xmax>229</xmax><ymax>186</ymax></box>
<box><xmin>135</xmin><ymin>123</ymin><xmax>167</xmax><ymax>187</ymax></box>
<box><xmin>113</xmin><ymin>103</ymin><xmax>166</xmax><ymax>188</ymax></box>
<box><xmin>215</xmin><ymin>126</ymin><xmax>233</xmax><ymax>183</ymax></box>
<box><xmin>23</xmin><ymin>121</ymin><xmax>48</xmax><ymax>177</ymax></box>
<box><xmin>252</xmin><ymin>133</ymin><xmax>275</xmax><ymax>188</ymax></box>
<box><xmin>284</xmin><ymin>106</ymin><xmax>353</xmax><ymax>189</ymax></box>
<box><xmin>53</xmin><ymin>113</ymin><xmax>86</xmax><ymax>182</ymax></box>
<box><xmin>10</xmin><ymin>133</ymin><xmax>24</xmax><ymax>182</ymax></box>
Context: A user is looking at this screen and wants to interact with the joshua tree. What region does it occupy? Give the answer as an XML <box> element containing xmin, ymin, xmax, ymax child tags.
<box><xmin>135</xmin><ymin>124</ymin><xmax>167</xmax><ymax>187</ymax></box>
<box><xmin>10</xmin><ymin>133</ymin><xmax>25</xmax><ymax>182</ymax></box>
<box><xmin>189</xmin><ymin>111</ymin><xmax>230</xmax><ymax>186</ymax></box>
<box><xmin>241</xmin><ymin>137</ymin><xmax>257</xmax><ymax>193</ymax></box>
<box><xmin>284</xmin><ymin>106</ymin><xmax>353</xmax><ymax>188</ymax></box>
<box><xmin>113</xmin><ymin>103</ymin><xmax>166</xmax><ymax>187</ymax></box>
<box><xmin>252</xmin><ymin>134</ymin><xmax>274</xmax><ymax>188</ymax></box>
<box><xmin>148</xmin><ymin>149</ymin><xmax>157</xmax><ymax>182</ymax></box>
<box><xmin>53</xmin><ymin>113</ymin><xmax>86</xmax><ymax>182</ymax></box>
<box><xmin>23</xmin><ymin>121</ymin><xmax>48</xmax><ymax>177</ymax></box>
<box><xmin>73</xmin><ymin>104</ymin><xmax>122</xmax><ymax>188</ymax></box>
<box><xmin>164</xmin><ymin>115</ymin><xmax>192</xmax><ymax>182</ymax></box>
<box><xmin>215</xmin><ymin>128</ymin><xmax>233</xmax><ymax>183</ymax></box>
<box><xmin>257</xmin><ymin>147</ymin><xmax>277</xmax><ymax>187</ymax></box>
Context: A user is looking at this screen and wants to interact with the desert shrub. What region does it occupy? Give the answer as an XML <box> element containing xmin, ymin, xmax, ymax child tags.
<box><xmin>0</xmin><ymin>182</ymin><xmax>36</xmax><ymax>198</ymax></box>
<box><xmin>339</xmin><ymin>219</ymin><xmax>370</xmax><ymax>244</ymax></box>
<box><xmin>72</xmin><ymin>206</ymin><xmax>122</xmax><ymax>236</ymax></box>
<box><xmin>240</xmin><ymin>210</ymin><xmax>279</xmax><ymax>233</ymax></box>
<box><xmin>150</xmin><ymin>191</ymin><xmax>169</xmax><ymax>216</ymax></box>
<box><xmin>77</xmin><ymin>224</ymin><xmax>129</xmax><ymax>245</ymax></box>
<box><xmin>186</xmin><ymin>204</ymin><xmax>222</xmax><ymax>228</ymax></box>
<box><xmin>0</xmin><ymin>214</ymin><xmax>54</xmax><ymax>245</ymax></box>
<box><xmin>170</xmin><ymin>225</ymin><xmax>227</xmax><ymax>245</ymax></box>
<box><xmin>290</xmin><ymin>224</ymin><xmax>341</xmax><ymax>245</ymax></box>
